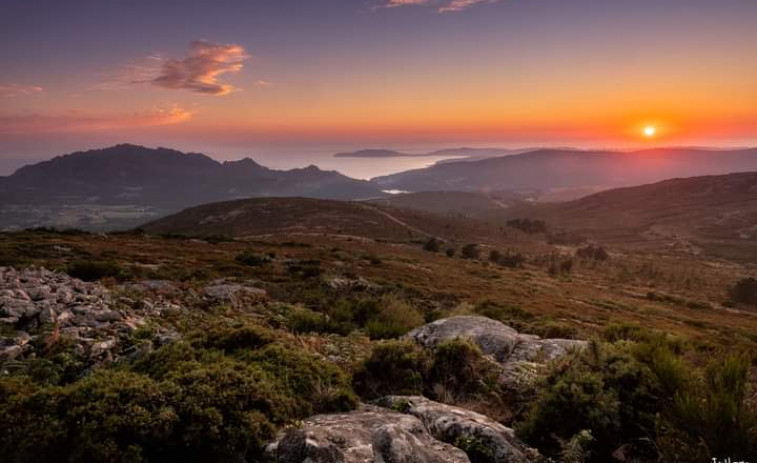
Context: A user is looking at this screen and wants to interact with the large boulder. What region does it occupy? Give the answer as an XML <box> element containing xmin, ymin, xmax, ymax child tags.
<box><xmin>408</xmin><ymin>316</ymin><xmax>586</xmax><ymax>366</ymax></box>
<box><xmin>266</xmin><ymin>404</ymin><xmax>471</xmax><ymax>463</ymax></box>
<box><xmin>407</xmin><ymin>316</ymin><xmax>586</xmax><ymax>392</ymax></box>
<box><xmin>378</xmin><ymin>397</ymin><xmax>539</xmax><ymax>463</ymax></box>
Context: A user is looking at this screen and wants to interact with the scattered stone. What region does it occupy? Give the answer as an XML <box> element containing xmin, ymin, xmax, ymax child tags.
<box><xmin>203</xmin><ymin>280</ymin><xmax>268</xmax><ymax>307</ymax></box>
<box><xmin>0</xmin><ymin>266</ymin><xmax>183</xmax><ymax>372</ymax></box>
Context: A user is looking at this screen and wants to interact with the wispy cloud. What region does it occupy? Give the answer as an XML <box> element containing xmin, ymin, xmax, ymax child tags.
<box><xmin>383</xmin><ymin>0</ymin><xmax>499</xmax><ymax>12</ymax></box>
<box><xmin>0</xmin><ymin>105</ymin><xmax>194</xmax><ymax>134</ymax></box>
<box><xmin>150</xmin><ymin>41</ymin><xmax>249</xmax><ymax>96</ymax></box>
<box><xmin>254</xmin><ymin>80</ymin><xmax>273</xmax><ymax>87</ymax></box>
<box><xmin>0</xmin><ymin>84</ymin><xmax>44</xmax><ymax>97</ymax></box>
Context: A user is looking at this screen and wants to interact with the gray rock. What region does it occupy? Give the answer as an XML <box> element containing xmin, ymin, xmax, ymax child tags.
<box><xmin>267</xmin><ymin>405</ymin><xmax>471</xmax><ymax>463</ymax></box>
<box><xmin>408</xmin><ymin>316</ymin><xmax>586</xmax><ymax>366</ymax></box>
<box><xmin>408</xmin><ymin>316</ymin><xmax>521</xmax><ymax>363</ymax></box>
<box><xmin>203</xmin><ymin>281</ymin><xmax>267</xmax><ymax>306</ymax></box>
<box><xmin>379</xmin><ymin>397</ymin><xmax>539</xmax><ymax>463</ymax></box>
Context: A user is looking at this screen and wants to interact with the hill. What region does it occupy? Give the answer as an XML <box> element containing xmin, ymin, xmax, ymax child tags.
<box><xmin>0</xmin><ymin>144</ymin><xmax>385</xmax><ymax>230</ymax></box>
<box><xmin>140</xmin><ymin>196</ymin><xmax>539</xmax><ymax>247</ymax></box>
<box><xmin>372</xmin><ymin>147</ymin><xmax>757</xmax><ymax>194</ymax></box>
<box><xmin>366</xmin><ymin>191</ymin><xmax>519</xmax><ymax>217</ymax></box>
<box><xmin>506</xmin><ymin>172</ymin><xmax>757</xmax><ymax>261</ymax></box>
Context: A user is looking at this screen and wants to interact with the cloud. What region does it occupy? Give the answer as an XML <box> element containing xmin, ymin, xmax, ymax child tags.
<box><xmin>383</xmin><ymin>0</ymin><xmax>499</xmax><ymax>12</ymax></box>
<box><xmin>150</xmin><ymin>41</ymin><xmax>249</xmax><ymax>95</ymax></box>
<box><xmin>0</xmin><ymin>105</ymin><xmax>194</xmax><ymax>134</ymax></box>
<box><xmin>254</xmin><ymin>80</ymin><xmax>273</xmax><ymax>87</ymax></box>
<box><xmin>0</xmin><ymin>84</ymin><xmax>44</xmax><ymax>97</ymax></box>
<box><xmin>438</xmin><ymin>0</ymin><xmax>497</xmax><ymax>12</ymax></box>
<box><xmin>385</xmin><ymin>0</ymin><xmax>432</xmax><ymax>7</ymax></box>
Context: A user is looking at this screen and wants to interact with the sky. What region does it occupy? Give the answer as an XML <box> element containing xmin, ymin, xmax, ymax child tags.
<box><xmin>1</xmin><ymin>0</ymin><xmax>756</xmax><ymax>176</ymax></box>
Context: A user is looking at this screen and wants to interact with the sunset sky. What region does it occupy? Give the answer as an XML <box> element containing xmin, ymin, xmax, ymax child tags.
<box><xmin>1</xmin><ymin>0</ymin><xmax>756</xmax><ymax>173</ymax></box>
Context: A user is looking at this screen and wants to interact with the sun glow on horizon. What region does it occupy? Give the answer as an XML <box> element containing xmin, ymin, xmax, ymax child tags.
<box><xmin>643</xmin><ymin>125</ymin><xmax>658</xmax><ymax>138</ymax></box>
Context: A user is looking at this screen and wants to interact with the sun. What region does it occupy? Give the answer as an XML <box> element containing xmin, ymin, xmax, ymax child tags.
<box><xmin>643</xmin><ymin>125</ymin><xmax>657</xmax><ymax>138</ymax></box>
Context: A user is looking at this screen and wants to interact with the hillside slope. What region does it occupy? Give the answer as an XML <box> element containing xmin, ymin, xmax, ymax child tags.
<box><xmin>508</xmin><ymin>172</ymin><xmax>757</xmax><ymax>260</ymax></box>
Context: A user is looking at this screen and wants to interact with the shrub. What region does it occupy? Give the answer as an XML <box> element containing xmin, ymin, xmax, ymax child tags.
<box><xmin>461</xmin><ymin>244</ymin><xmax>480</xmax><ymax>260</ymax></box>
<box><xmin>427</xmin><ymin>339</ymin><xmax>500</xmax><ymax>402</ymax></box>
<box><xmin>517</xmin><ymin>342</ymin><xmax>660</xmax><ymax>461</ymax></box>
<box><xmin>446</xmin><ymin>248</ymin><xmax>456</xmax><ymax>258</ymax></box>
<box><xmin>0</xmin><ymin>324</ymin><xmax>357</xmax><ymax>463</ymax></box>
<box><xmin>423</xmin><ymin>238</ymin><xmax>442</xmax><ymax>253</ymax></box>
<box><xmin>66</xmin><ymin>260</ymin><xmax>123</xmax><ymax>281</ymax></box>
<box><xmin>364</xmin><ymin>296</ymin><xmax>424</xmax><ymax>340</ymax></box>
<box><xmin>489</xmin><ymin>249</ymin><xmax>502</xmax><ymax>263</ymax></box>
<box><xmin>235</xmin><ymin>250</ymin><xmax>270</xmax><ymax>267</ymax></box>
<box><xmin>730</xmin><ymin>277</ymin><xmax>757</xmax><ymax>305</ymax></box>
<box><xmin>575</xmin><ymin>245</ymin><xmax>609</xmax><ymax>261</ymax></box>
<box><xmin>353</xmin><ymin>340</ymin><xmax>431</xmax><ymax>399</ymax></box>
<box><xmin>455</xmin><ymin>436</ymin><xmax>496</xmax><ymax>463</ymax></box>
<box><xmin>507</xmin><ymin>218</ymin><xmax>547</xmax><ymax>234</ymax></box>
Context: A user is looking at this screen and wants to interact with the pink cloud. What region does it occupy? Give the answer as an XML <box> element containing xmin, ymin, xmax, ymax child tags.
<box><xmin>0</xmin><ymin>105</ymin><xmax>194</xmax><ymax>134</ymax></box>
<box><xmin>383</xmin><ymin>0</ymin><xmax>500</xmax><ymax>12</ymax></box>
<box><xmin>0</xmin><ymin>84</ymin><xmax>44</xmax><ymax>97</ymax></box>
<box><xmin>150</xmin><ymin>41</ymin><xmax>250</xmax><ymax>96</ymax></box>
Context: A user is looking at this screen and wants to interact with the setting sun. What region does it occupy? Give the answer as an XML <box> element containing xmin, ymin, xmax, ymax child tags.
<box><xmin>643</xmin><ymin>125</ymin><xmax>658</xmax><ymax>138</ymax></box>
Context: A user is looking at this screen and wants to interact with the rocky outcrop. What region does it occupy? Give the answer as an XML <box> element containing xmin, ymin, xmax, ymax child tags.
<box><xmin>0</xmin><ymin>267</ymin><xmax>179</xmax><ymax>369</ymax></box>
<box><xmin>267</xmin><ymin>398</ymin><xmax>541</xmax><ymax>463</ymax></box>
<box><xmin>379</xmin><ymin>397</ymin><xmax>539</xmax><ymax>463</ymax></box>
<box><xmin>407</xmin><ymin>316</ymin><xmax>586</xmax><ymax>390</ymax></box>
<box><xmin>266</xmin><ymin>404</ymin><xmax>471</xmax><ymax>463</ymax></box>
<box><xmin>203</xmin><ymin>279</ymin><xmax>268</xmax><ymax>308</ymax></box>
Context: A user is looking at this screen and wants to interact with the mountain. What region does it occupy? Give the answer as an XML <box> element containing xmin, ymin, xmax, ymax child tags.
<box><xmin>0</xmin><ymin>144</ymin><xmax>387</xmax><ymax>231</ymax></box>
<box><xmin>505</xmin><ymin>172</ymin><xmax>757</xmax><ymax>261</ymax></box>
<box><xmin>0</xmin><ymin>144</ymin><xmax>384</xmax><ymax>208</ymax></box>
<box><xmin>334</xmin><ymin>149</ymin><xmax>414</xmax><ymax>158</ymax></box>
<box><xmin>371</xmin><ymin>148</ymin><xmax>757</xmax><ymax>195</ymax></box>
<box><xmin>334</xmin><ymin>147</ymin><xmax>534</xmax><ymax>160</ymax></box>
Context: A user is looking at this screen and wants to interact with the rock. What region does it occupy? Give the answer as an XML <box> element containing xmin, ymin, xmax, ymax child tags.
<box><xmin>509</xmin><ymin>338</ymin><xmax>586</xmax><ymax>363</ymax></box>
<box><xmin>408</xmin><ymin>316</ymin><xmax>586</xmax><ymax>367</ymax></box>
<box><xmin>379</xmin><ymin>397</ymin><xmax>539</xmax><ymax>463</ymax></box>
<box><xmin>203</xmin><ymin>281</ymin><xmax>268</xmax><ymax>306</ymax></box>
<box><xmin>1</xmin><ymin>345</ymin><xmax>23</xmax><ymax>361</ymax></box>
<box><xmin>612</xmin><ymin>438</ymin><xmax>659</xmax><ymax>463</ymax></box>
<box><xmin>328</xmin><ymin>277</ymin><xmax>377</xmax><ymax>292</ymax></box>
<box><xmin>89</xmin><ymin>338</ymin><xmax>117</xmax><ymax>358</ymax></box>
<box><xmin>0</xmin><ymin>266</ymin><xmax>181</xmax><ymax>368</ymax></box>
<box><xmin>39</xmin><ymin>306</ymin><xmax>57</xmax><ymax>324</ymax></box>
<box><xmin>267</xmin><ymin>404</ymin><xmax>471</xmax><ymax>463</ymax></box>
<box><xmin>408</xmin><ymin>316</ymin><xmax>521</xmax><ymax>363</ymax></box>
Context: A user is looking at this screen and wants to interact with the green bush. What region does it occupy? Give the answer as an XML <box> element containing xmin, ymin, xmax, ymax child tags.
<box><xmin>67</xmin><ymin>260</ymin><xmax>123</xmax><ymax>281</ymax></box>
<box><xmin>353</xmin><ymin>340</ymin><xmax>431</xmax><ymax>399</ymax></box>
<box><xmin>427</xmin><ymin>339</ymin><xmax>501</xmax><ymax>402</ymax></box>
<box><xmin>235</xmin><ymin>250</ymin><xmax>271</xmax><ymax>267</ymax></box>
<box><xmin>0</xmin><ymin>324</ymin><xmax>356</xmax><ymax>463</ymax></box>
<box><xmin>517</xmin><ymin>342</ymin><xmax>659</xmax><ymax>461</ymax></box>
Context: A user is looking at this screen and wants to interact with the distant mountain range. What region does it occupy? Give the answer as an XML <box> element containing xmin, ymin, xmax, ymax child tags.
<box><xmin>334</xmin><ymin>147</ymin><xmax>535</xmax><ymax>160</ymax></box>
<box><xmin>372</xmin><ymin>148</ymin><xmax>757</xmax><ymax>193</ymax></box>
<box><xmin>0</xmin><ymin>144</ymin><xmax>385</xmax><ymax>209</ymax></box>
